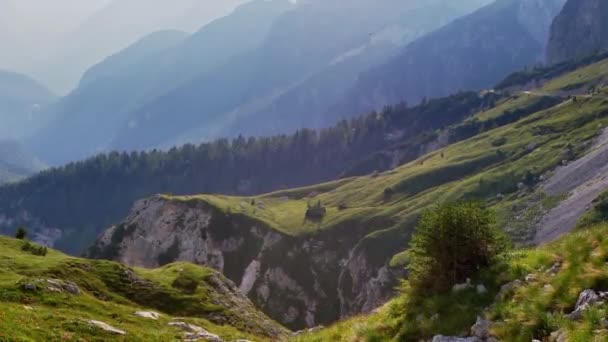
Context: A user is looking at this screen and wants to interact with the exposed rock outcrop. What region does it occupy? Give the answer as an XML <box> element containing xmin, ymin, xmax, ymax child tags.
<box><xmin>547</xmin><ymin>0</ymin><xmax>608</xmax><ymax>65</ymax></box>
<box><xmin>88</xmin><ymin>195</ymin><xmax>402</xmax><ymax>329</ymax></box>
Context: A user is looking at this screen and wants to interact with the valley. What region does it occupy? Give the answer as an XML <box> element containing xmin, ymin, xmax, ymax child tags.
<box><xmin>2</xmin><ymin>0</ymin><xmax>608</xmax><ymax>340</ymax></box>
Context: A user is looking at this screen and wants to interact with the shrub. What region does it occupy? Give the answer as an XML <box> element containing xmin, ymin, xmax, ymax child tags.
<box><xmin>22</xmin><ymin>241</ymin><xmax>48</xmax><ymax>257</ymax></box>
<box><xmin>407</xmin><ymin>202</ymin><xmax>509</xmax><ymax>293</ymax></box>
<box><xmin>306</xmin><ymin>200</ymin><xmax>326</xmax><ymax>220</ymax></box>
<box><xmin>15</xmin><ymin>226</ymin><xmax>27</xmax><ymax>240</ymax></box>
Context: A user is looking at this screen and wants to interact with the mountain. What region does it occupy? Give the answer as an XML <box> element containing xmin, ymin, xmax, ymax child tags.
<box><xmin>0</xmin><ymin>0</ymin><xmax>109</xmax><ymax>92</ymax></box>
<box><xmin>29</xmin><ymin>0</ymin><xmax>296</xmax><ymax>165</ymax></box>
<box><xmin>0</xmin><ymin>140</ymin><xmax>45</xmax><ymax>184</ymax></box>
<box><xmin>0</xmin><ymin>235</ymin><xmax>287</xmax><ymax>340</ymax></box>
<box><xmin>4</xmin><ymin>54</ymin><xmax>607</xmax><ymax>327</ymax></box>
<box><xmin>110</xmin><ymin>0</ymin><xmax>492</xmax><ymax>151</ymax></box>
<box><xmin>28</xmin><ymin>30</ymin><xmax>189</xmax><ymax>163</ymax></box>
<box><xmin>87</xmin><ymin>56</ymin><xmax>608</xmax><ymax>329</ymax></box>
<box><xmin>546</xmin><ymin>0</ymin><xmax>608</xmax><ymax>65</ymax></box>
<box><xmin>0</xmin><ymin>70</ymin><xmax>56</xmax><ymax>139</ymax></box>
<box><xmin>0</xmin><ymin>0</ymin><xmax>246</xmax><ymax>94</ymax></box>
<box><xmin>331</xmin><ymin>0</ymin><xmax>566</xmax><ymax>118</ymax></box>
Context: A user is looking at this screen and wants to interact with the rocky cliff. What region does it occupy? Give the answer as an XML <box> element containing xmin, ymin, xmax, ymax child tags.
<box><xmin>547</xmin><ymin>0</ymin><xmax>608</xmax><ymax>65</ymax></box>
<box><xmin>87</xmin><ymin>195</ymin><xmax>403</xmax><ymax>330</ymax></box>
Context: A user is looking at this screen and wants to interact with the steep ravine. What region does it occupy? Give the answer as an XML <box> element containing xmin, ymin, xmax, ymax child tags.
<box><xmin>87</xmin><ymin>196</ymin><xmax>403</xmax><ymax>330</ymax></box>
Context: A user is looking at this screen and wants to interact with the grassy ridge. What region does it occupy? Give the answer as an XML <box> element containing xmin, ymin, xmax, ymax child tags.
<box><xmin>0</xmin><ymin>236</ymin><xmax>286</xmax><ymax>341</ymax></box>
<box><xmin>167</xmin><ymin>91</ymin><xmax>608</xmax><ymax>241</ymax></box>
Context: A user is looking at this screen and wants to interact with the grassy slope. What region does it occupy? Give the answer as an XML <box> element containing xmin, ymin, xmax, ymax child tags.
<box><xmin>167</xmin><ymin>91</ymin><xmax>608</xmax><ymax>240</ymax></box>
<box><xmin>0</xmin><ymin>236</ymin><xmax>286</xmax><ymax>341</ymax></box>
<box><xmin>294</xmin><ymin>223</ymin><xmax>608</xmax><ymax>341</ymax></box>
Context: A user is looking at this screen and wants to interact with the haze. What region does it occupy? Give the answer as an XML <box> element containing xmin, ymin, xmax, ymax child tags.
<box><xmin>0</xmin><ymin>0</ymin><xmax>246</xmax><ymax>94</ymax></box>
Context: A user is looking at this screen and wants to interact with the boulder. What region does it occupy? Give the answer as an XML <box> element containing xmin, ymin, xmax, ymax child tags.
<box><xmin>497</xmin><ymin>280</ymin><xmax>522</xmax><ymax>299</ymax></box>
<box><xmin>134</xmin><ymin>311</ymin><xmax>161</xmax><ymax>320</ymax></box>
<box><xmin>86</xmin><ymin>320</ymin><xmax>126</xmax><ymax>335</ymax></box>
<box><xmin>168</xmin><ymin>321</ymin><xmax>204</xmax><ymax>333</ymax></box>
<box><xmin>525</xmin><ymin>274</ymin><xmax>537</xmax><ymax>283</ymax></box>
<box><xmin>476</xmin><ymin>284</ymin><xmax>488</xmax><ymax>295</ymax></box>
<box><xmin>470</xmin><ymin>316</ymin><xmax>491</xmax><ymax>339</ymax></box>
<box><xmin>185</xmin><ymin>330</ymin><xmax>223</xmax><ymax>342</ymax></box>
<box><xmin>567</xmin><ymin>303</ymin><xmax>590</xmax><ymax>321</ymax></box>
<box><xmin>63</xmin><ymin>281</ymin><xmax>81</xmax><ymax>295</ymax></box>
<box><xmin>575</xmin><ymin>289</ymin><xmax>600</xmax><ymax>309</ymax></box>
<box><xmin>169</xmin><ymin>321</ymin><xmax>223</xmax><ymax>341</ymax></box>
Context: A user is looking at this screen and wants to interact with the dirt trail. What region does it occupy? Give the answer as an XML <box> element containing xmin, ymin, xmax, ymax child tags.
<box><xmin>535</xmin><ymin>128</ymin><xmax>608</xmax><ymax>244</ymax></box>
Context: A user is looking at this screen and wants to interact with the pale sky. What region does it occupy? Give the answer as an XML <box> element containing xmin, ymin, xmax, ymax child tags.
<box><xmin>0</xmin><ymin>0</ymin><xmax>248</xmax><ymax>93</ymax></box>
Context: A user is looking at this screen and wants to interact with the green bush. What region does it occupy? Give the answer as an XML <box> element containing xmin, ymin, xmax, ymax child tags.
<box><xmin>14</xmin><ymin>226</ymin><xmax>27</xmax><ymax>240</ymax></box>
<box><xmin>407</xmin><ymin>202</ymin><xmax>509</xmax><ymax>293</ymax></box>
<box><xmin>21</xmin><ymin>241</ymin><xmax>48</xmax><ymax>257</ymax></box>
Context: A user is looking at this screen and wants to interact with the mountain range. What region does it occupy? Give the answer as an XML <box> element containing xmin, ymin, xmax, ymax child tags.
<box><xmin>3</xmin><ymin>0</ymin><xmax>608</xmax><ymax>339</ymax></box>
<box><xmin>27</xmin><ymin>0</ymin><xmax>492</xmax><ymax>165</ymax></box>
<box><xmin>0</xmin><ymin>0</ymin><xmax>245</xmax><ymax>94</ymax></box>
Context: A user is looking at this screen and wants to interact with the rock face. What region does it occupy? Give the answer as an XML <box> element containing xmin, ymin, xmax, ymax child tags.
<box><xmin>547</xmin><ymin>0</ymin><xmax>608</xmax><ymax>65</ymax></box>
<box><xmin>88</xmin><ymin>196</ymin><xmax>402</xmax><ymax>329</ymax></box>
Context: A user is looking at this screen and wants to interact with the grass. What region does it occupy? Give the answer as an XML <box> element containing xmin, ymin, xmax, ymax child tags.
<box><xmin>541</xmin><ymin>58</ymin><xmax>608</xmax><ymax>93</ymax></box>
<box><xmin>0</xmin><ymin>236</ymin><xmax>286</xmax><ymax>341</ymax></box>
<box><xmin>296</xmin><ymin>223</ymin><xmax>608</xmax><ymax>342</ymax></box>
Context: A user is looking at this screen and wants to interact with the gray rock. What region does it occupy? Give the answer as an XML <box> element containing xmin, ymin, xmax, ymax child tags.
<box><xmin>567</xmin><ymin>303</ymin><xmax>591</xmax><ymax>321</ymax></box>
<box><xmin>168</xmin><ymin>321</ymin><xmax>204</xmax><ymax>333</ymax></box>
<box><xmin>476</xmin><ymin>284</ymin><xmax>488</xmax><ymax>295</ymax></box>
<box><xmin>63</xmin><ymin>281</ymin><xmax>81</xmax><ymax>295</ymax></box>
<box><xmin>185</xmin><ymin>330</ymin><xmax>223</xmax><ymax>342</ymax></box>
<box><xmin>575</xmin><ymin>289</ymin><xmax>599</xmax><ymax>309</ymax></box>
<box><xmin>497</xmin><ymin>279</ymin><xmax>521</xmax><ymax>299</ymax></box>
<box><xmin>525</xmin><ymin>274</ymin><xmax>537</xmax><ymax>283</ymax></box>
<box><xmin>23</xmin><ymin>283</ymin><xmax>36</xmax><ymax>291</ymax></box>
<box><xmin>470</xmin><ymin>316</ymin><xmax>491</xmax><ymax>339</ymax></box>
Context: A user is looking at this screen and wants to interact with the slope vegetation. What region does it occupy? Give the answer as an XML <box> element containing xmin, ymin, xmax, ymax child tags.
<box><xmin>296</xmin><ymin>222</ymin><xmax>608</xmax><ymax>341</ymax></box>
<box><xmin>89</xmin><ymin>56</ymin><xmax>608</xmax><ymax>330</ymax></box>
<box><xmin>0</xmin><ymin>236</ymin><xmax>286</xmax><ymax>341</ymax></box>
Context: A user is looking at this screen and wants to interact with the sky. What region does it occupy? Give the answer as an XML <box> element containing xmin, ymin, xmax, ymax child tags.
<box><xmin>0</xmin><ymin>0</ymin><xmax>247</xmax><ymax>93</ymax></box>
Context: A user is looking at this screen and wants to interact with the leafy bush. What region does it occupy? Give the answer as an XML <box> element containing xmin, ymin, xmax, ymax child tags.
<box><xmin>407</xmin><ymin>202</ymin><xmax>509</xmax><ymax>293</ymax></box>
<box><xmin>21</xmin><ymin>241</ymin><xmax>48</xmax><ymax>257</ymax></box>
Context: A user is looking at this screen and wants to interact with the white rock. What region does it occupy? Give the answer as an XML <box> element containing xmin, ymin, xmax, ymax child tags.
<box><xmin>86</xmin><ymin>320</ymin><xmax>126</xmax><ymax>335</ymax></box>
<box><xmin>168</xmin><ymin>321</ymin><xmax>204</xmax><ymax>333</ymax></box>
<box><xmin>134</xmin><ymin>311</ymin><xmax>161</xmax><ymax>320</ymax></box>
<box><xmin>452</xmin><ymin>279</ymin><xmax>472</xmax><ymax>292</ymax></box>
<box><xmin>476</xmin><ymin>284</ymin><xmax>488</xmax><ymax>294</ymax></box>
